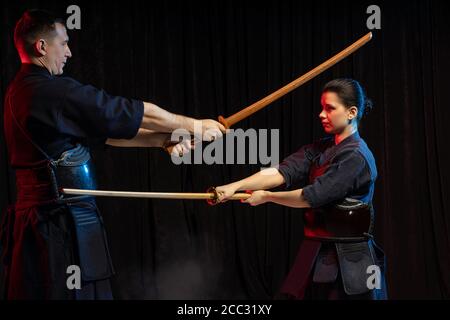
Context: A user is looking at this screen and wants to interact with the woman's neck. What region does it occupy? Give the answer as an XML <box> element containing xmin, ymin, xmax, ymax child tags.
<box><xmin>334</xmin><ymin>125</ymin><xmax>358</xmax><ymax>145</ymax></box>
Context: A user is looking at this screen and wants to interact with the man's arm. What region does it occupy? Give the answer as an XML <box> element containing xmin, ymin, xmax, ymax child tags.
<box><xmin>105</xmin><ymin>128</ymin><xmax>195</xmax><ymax>155</ymax></box>
<box><xmin>105</xmin><ymin>128</ymin><xmax>169</xmax><ymax>148</ymax></box>
<box><xmin>140</xmin><ymin>102</ymin><xmax>225</xmax><ymax>140</ymax></box>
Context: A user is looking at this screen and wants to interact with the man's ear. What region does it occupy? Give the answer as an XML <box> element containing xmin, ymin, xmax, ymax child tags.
<box><xmin>348</xmin><ymin>106</ymin><xmax>358</xmax><ymax>120</ymax></box>
<box><xmin>33</xmin><ymin>39</ymin><xmax>47</xmax><ymax>56</ymax></box>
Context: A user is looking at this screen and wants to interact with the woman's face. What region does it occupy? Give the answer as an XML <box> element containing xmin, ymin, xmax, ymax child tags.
<box><xmin>319</xmin><ymin>91</ymin><xmax>357</xmax><ymax>134</ymax></box>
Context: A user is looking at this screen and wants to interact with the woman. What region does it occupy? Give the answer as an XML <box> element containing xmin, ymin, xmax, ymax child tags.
<box><xmin>216</xmin><ymin>78</ymin><xmax>387</xmax><ymax>300</ymax></box>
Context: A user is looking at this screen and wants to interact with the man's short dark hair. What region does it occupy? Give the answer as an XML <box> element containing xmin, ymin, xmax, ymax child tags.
<box><xmin>14</xmin><ymin>9</ymin><xmax>64</xmax><ymax>56</ymax></box>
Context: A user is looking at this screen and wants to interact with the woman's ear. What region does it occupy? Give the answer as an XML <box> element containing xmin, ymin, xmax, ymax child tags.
<box><xmin>348</xmin><ymin>106</ymin><xmax>358</xmax><ymax>121</ymax></box>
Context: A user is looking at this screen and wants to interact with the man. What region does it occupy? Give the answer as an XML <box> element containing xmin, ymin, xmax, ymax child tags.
<box><xmin>1</xmin><ymin>9</ymin><xmax>225</xmax><ymax>299</ymax></box>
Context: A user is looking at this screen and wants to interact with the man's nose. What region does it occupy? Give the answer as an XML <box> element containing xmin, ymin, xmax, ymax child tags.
<box><xmin>66</xmin><ymin>46</ymin><xmax>72</xmax><ymax>58</ymax></box>
<box><xmin>319</xmin><ymin>109</ymin><xmax>326</xmax><ymax>119</ymax></box>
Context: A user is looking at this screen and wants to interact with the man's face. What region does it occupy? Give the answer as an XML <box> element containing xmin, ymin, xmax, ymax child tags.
<box><xmin>319</xmin><ymin>91</ymin><xmax>357</xmax><ymax>134</ymax></box>
<box><xmin>42</xmin><ymin>23</ymin><xmax>72</xmax><ymax>75</ymax></box>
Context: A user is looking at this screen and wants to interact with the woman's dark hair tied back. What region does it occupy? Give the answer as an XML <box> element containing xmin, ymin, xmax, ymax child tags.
<box><xmin>322</xmin><ymin>78</ymin><xmax>373</xmax><ymax>122</ymax></box>
<box><xmin>364</xmin><ymin>98</ymin><xmax>373</xmax><ymax>116</ymax></box>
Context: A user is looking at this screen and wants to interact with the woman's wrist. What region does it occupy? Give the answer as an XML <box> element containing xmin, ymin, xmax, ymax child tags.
<box><xmin>233</xmin><ymin>181</ymin><xmax>244</xmax><ymax>192</ymax></box>
<box><xmin>263</xmin><ymin>191</ymin><xmax>273</xmax><ymax>203</ymax></box>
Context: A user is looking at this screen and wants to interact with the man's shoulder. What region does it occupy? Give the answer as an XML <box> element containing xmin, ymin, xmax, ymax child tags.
<box><xmin>15</xmin><ymin>71</ymin><xmax>81</xmax><ymax>91</ymax></box>
<box><xmin>53</xmin><ymin>75</ymin><xmax>82</xmax><ymax>87</ymax></box>
<box><xmin>32</xmin><ymin>75</ymin><xmax>85</xmax><ymax>102</ymax></box>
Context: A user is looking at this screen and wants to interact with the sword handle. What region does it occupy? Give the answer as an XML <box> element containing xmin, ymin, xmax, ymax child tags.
<box><xmin>206</xmin><ymin>187</ymin><xmax>251</xmax><ymax>205</ymax></box>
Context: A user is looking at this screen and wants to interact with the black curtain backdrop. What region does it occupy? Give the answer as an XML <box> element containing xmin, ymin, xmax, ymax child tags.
<box><xmin>1</xmin><ymin>0</ymin><xmax>449</xmax><ymax>299</ymax></box>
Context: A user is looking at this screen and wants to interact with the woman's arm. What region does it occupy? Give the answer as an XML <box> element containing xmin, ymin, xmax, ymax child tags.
<box><xmin>243</xmin><ymin>189</ymin><xmax>311</xmax><ymax>208</ymax></box>
<box><xmin>216</xmin><ymin>168</ymin><xmax>285</xmax><ymax>202</ymax></box>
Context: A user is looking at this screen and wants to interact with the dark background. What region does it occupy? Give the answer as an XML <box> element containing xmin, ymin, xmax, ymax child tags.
<box><xmin>1</xmin><ymin>0</ymin><xmax>449</xmax><ymax>299</ymax></box>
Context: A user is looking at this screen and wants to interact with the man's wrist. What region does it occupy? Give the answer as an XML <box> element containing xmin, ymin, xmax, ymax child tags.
<box><xmin>177</xmin><ymin>114</ymin><xmax>195</xmax><ymax>133</ymax></box>
<box><xmin>160</xmin><ymin>134</ymin><xmax>172</xmax><ymax>148</ymax></box>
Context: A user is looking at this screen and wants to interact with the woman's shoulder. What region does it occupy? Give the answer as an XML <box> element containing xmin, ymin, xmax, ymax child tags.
<box><xmin>354</xmin><ymin>138</ymin><xmax>378</xmax><ymax>178</ymax></box>
<box><xmin>311</xmin><ymin>135</ymin><xmax>335</xmax><ymax>151</ymax></box>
